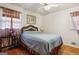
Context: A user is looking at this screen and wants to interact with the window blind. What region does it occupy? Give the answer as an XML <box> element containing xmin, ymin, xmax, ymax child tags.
<box><xmin>2</xmin><ymin>7</ymin><xmax>20</xmax><ymax>19</ymax></box>
<box><xmin>70</xmin><ymin>11</ymin><xmax>79</xmax><ymax>17</ymax></box>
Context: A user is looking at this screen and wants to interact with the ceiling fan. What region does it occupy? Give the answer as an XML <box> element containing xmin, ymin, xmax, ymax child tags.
<box><xmin>40</xmin><ymin>3</ymin><xmax>58</xmax><ymax>11</ymax></box>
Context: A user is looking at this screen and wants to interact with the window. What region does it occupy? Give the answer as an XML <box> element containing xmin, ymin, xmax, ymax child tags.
<box><xmin>71</xmin><ymin>11</ymin><xmax>79</xmax><ymax>30</ymax></box>
<box><xmin>0</xmin><ymin>7</ymin><xmax>21</xmax><ymax>30</ymax></box>
<box><xmin>1</xmin><ymin>16</ymin><xmax>21</xmax><ymax>29</ymax></box>
<box><xmin>1</xmin><ymin>17</ymin><xmax>11</xmax><ymax>29</ymax></box>
<box><xmin>13</xmin><ymin>18</ymin><xmax>21</xmax><ymax>29</ymax></box>
<box><xmin>72</xmin><ymin>16</ymin><xmax>79</xmax><ymax>30</ymax></box>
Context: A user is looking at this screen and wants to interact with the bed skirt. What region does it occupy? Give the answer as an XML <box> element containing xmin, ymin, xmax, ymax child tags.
<box><xmin>18</xmin><ymin>39</ymin><xmax>63</xmax><ymax>55</ymax></box>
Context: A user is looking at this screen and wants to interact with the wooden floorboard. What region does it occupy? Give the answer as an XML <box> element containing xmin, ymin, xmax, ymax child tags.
<box><xmin>1</xmin><ymin>45</ymin><xmax>79</xmax><ymax>55</ymax></box>
<box><xmin>62</xmin><ymin>45</ymin><xmax>79</xmax><ymax>55</ymax></box>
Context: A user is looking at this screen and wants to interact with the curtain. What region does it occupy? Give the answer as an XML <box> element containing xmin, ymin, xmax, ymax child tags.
<box><xmin>70</xmin><ymin>11</ymin><xmax>79</xmax><ymax>30</ymax></box>
<box><xmin>2</xmin><ymin>7</ymin><xmax>20</xmax><ymax>29</ymax></box>
<box><xmin>0</xmin><ymin>8</ymin><xmax>2</xmax><ymax>28</ymax></box>
<box><xmin>0</xmin><ymin>7</ymin><xmax>21</xmax><ymax>37</ymax></box>
<box><xmin>70</xmin><ymin>11</ymin><xmax>79</xmax><ymax>34</ymax></box>
<box><xmin>0</xmin><ymin>7</ymin><xmax>21</xmax><ymax>48</ymax></box>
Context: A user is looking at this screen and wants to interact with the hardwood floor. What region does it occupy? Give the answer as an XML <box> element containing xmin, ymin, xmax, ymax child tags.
<box><xmin>1</xmin><ymin>45</ymin><xmax>79</xmax><ymax>55</ymax></box>
<box><xmin>1</xmin><ymin>47</ymin><xmax>29</xmax><ymax>55</ymax></box>
<box><xmin>62</xmin><ymin>45</ymin><xmax>79</xmax><ymax>55</ymax></box>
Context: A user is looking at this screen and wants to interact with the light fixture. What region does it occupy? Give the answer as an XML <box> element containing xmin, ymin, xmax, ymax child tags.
<box><xmin>40</xmin><ymin>3</ymin><xmax>58</xmax><ymax>11</ymax></box>
<box><xmin>43</xmin><ymin>5</ymin><xmax>51</xmax><ymax>11</ymax></box>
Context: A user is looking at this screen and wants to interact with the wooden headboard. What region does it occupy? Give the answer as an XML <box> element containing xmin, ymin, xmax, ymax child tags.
<box><xmin>21</xmin><ymin>25</ymin><xmax>38</xmax><ymax>33</ymax></box>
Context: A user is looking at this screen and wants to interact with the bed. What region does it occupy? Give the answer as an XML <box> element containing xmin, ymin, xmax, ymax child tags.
<box><xmin>19</xmin><ymin>25</ymin><xmax>63</xmax><ymax>55</ymax></box>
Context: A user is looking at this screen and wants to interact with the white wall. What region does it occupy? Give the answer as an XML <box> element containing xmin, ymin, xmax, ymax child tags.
<box><xmin>43</xmin><ymin>6</ymin><xmax>79</xmax><ymax>47</ymax></box>
<box><xmin>0</xmin><ymin>3</ymin><xmax>43</xmax><ymax>31</ymax></box>
<box><xmin>26</xmin><ymin>11</ymin><xmax>43</xmax><ymax>31</ymax></box>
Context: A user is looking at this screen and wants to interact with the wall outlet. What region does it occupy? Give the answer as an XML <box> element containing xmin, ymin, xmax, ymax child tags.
<box><xmin>71</xmin><ymin>42</ymin><xmax>77</xmax><ymax>45</ymax></box>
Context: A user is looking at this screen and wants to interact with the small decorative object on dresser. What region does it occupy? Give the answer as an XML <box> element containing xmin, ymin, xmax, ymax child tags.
<box><xmin>40</xmin><ymin>27</ymin><xmax>44</xmax><ymax>32</ymax></box>
<box><xmin>27</xmin><ymin>15</ymin><xmax>36</xmax><ymax>25</ymax></box>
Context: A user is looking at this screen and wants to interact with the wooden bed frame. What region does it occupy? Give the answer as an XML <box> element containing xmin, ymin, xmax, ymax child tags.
<box><xmin>19</xmin><ymin>25</ymin><xmax>63</xmax><ymax>55</ymax></box>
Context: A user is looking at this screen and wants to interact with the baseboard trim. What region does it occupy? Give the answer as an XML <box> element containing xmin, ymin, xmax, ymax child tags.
<box><xmin>64</xmin><ymin>43</ymin><xmax>79</xmax><ymax>48</ymax></box>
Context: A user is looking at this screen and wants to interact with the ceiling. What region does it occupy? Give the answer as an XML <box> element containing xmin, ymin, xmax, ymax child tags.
<box><xmin>11</xmin><ymin>3</ymin><xmax>79</xmax><ymax>15</ymax></box>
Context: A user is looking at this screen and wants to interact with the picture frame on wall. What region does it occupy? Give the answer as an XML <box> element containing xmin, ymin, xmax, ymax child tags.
<box><xmin>27</xmin><ymin>15</ymin><xmax>36</xmax><ymax>24</ymax></box>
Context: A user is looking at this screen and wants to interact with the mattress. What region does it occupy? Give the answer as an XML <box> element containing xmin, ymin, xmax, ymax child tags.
<box><xmin>21</xmin><ymin>31</ymin><xmax>62</xmax><ymax>54</ymax></box>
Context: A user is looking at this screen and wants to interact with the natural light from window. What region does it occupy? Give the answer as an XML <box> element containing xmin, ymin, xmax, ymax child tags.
<box><xmin>1</xmin><ymin>17</ymin><xmax>21</xmax><ymax>29</ymax></box>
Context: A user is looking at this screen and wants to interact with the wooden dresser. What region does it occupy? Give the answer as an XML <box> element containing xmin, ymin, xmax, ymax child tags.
<box><xmin>0</xmin><ymin>31</ymin><xmax>19</xmax><ymax>52</ymax></box>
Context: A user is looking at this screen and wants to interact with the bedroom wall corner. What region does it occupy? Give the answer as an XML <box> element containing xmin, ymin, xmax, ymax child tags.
<box><xmin>42</xmin><ymin>5</ymin><xmax>79</xmax><ymax>47</ymax></box>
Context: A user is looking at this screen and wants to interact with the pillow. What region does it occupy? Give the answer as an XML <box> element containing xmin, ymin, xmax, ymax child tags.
<box><xmin>24</xmin><ymin>31</ymin><xmax>41</xmax><ymax>34</ymax></box>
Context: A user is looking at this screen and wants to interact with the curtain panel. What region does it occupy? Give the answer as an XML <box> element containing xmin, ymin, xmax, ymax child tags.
<box><xmin>70</xmin><ymin>11</ymin><xmax>79</xmax><ymax>34</ymax></box>
<box><xmin>0</xmin><ymin>7</ymin><xmax>21</xmax><ymax>37</ymax></box>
